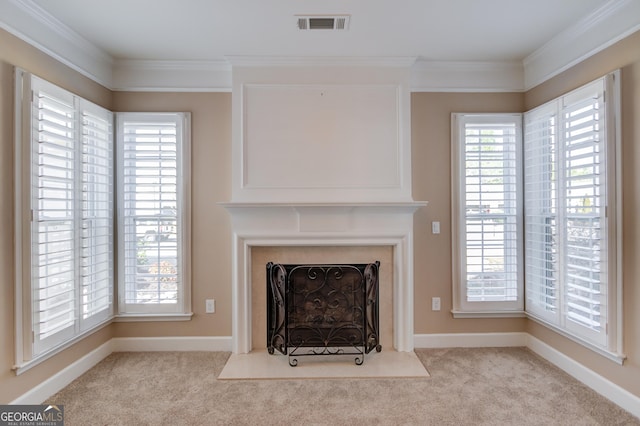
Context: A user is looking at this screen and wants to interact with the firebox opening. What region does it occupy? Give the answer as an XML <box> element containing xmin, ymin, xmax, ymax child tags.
<box><xmin>267</xmin><ymin>262</ymin><xmax>381</xmax><ymax>366</ymax></box>
<box><xmin>251</xmin><ymin>245</ymin><xmax>394</xmax><ymax>352</ymax></box>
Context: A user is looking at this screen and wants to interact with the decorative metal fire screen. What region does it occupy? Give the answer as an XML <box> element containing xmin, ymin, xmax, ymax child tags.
<box><xmin>266</xmin><ymin>262</ymin><xmax>381</xmax><ymax>366</ymax></box>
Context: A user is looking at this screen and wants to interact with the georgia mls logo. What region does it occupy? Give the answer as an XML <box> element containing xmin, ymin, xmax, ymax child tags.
<box><xmin>44</xmin><ymin>405</ymin><xmax>63</xmax><ymax>416</ymax></box>
<box><xmin>0</xmin><ymin>404</ymin><xmax>64</xmax><ymax>426</ymax></box>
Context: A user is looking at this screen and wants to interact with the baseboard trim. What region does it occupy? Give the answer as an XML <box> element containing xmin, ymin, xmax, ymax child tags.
<box><xmin>111</xmin><ymin>336</ymin><xmax>232</xmax><ymax>352</ymax></box>
<box><xmin>526</xmin><ymin>335</ymin><xmax>640</xmax><ymax>419</ymax></box>
<box><xmin>414</xmin><ymin>332</ymin><xmax>528</xmax><ymax>348</ymax></box>
<box><xmin>10</xmin><ymin>339</ymin><xmax>114</xmax><ymax>404</ymax></box>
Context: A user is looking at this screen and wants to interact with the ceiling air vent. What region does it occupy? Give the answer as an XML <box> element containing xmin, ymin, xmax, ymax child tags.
<box><xmin>296</xmin><ymin>15</ymin><xmax>350</xmax><ymax>31</ymax></box>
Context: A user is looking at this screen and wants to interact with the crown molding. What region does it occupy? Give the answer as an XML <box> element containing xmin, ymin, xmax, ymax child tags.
<box><xmin>226</xmin><ymin>56</ymin><xmax>418</xmax><ymax>68</ymax></box>
<box><xmin>2</xmin><ymin>0</ymin><xmax>639</xmax><ymax>92</ymax></box>
<box><xmin>112</xmin><ymin>60</ymin><xmax>232</xmax><ymax>92</ymax></box>
<box><xmin>0</xmin><ymin>0</ymin><xmax>113</xmax><ymax>87</ymax></box>
<box><xmin>523</xmin><ymin>0</ymin><xmax>640</xmax><ymax>90</ymax></box>
<box><xmin>410</xmin><ymin>60</ymin><xmax>525</xmax><ymax>92</ymax></box>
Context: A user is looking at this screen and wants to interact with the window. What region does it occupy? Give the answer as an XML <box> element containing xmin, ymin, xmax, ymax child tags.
<box><xmin>524</xmin><ymin>74</ymin><xmax>620</xmax><ymax>352</ymax></box>
<box><xmin>452</xmin><ymin>72</ymin><xmax>622</xmax><ymax>358</ymax></box>
<box><xmin>15</xmin><ymin>71</ymin><xmax>192</xmax><ymax>370</ymax></box>
<box><xmin>116</xmin><ymin>113</ymin><xmax>191</xmax><ymax>316</ymax></box>
<box><xmin>15</xmin><ymin>71</ymin><xmax>114</xmax><ymax>361</ymax></box>
<box><xmin>451</xmin><ymin>114</ymin><xmax>524</xmax><ymax>313</ymax></box>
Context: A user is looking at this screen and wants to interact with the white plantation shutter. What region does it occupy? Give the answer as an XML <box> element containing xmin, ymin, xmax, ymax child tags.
<box><xmin>117</xmin><ymin>113</ymin><xmax>190</xmax><ymax>314</ymax></box>
<box><xmin>562</xmin><ymin>85</ymin><xmax>607</xmax><ymax>342</ymax></box>
<box><xmin>80</xmin><ymin>103</ymin><xmax>113</xmax><ymax>329</ymax></box>
<box><xmin>525</xmin><ymin>76</ymin><xmax>616</xmax><ymax>348</ymax></box>
<box><xmin>31</xmin><ymin>78</ymin><xmax>78</xmax><ymax>354</ymax></box>
<box><xmin>452</xmin><ymin>114</ymin><xmax>523</xmax><ymax>312</ymax></box>
<box><xmin>524</xmin><ymin>103</ymin><xmax>559</xmax><ymax>324</ymax></box>
<box><xmin>28</xmin><ymin>75</ymin><xmax>114</xmax><ymax>357</ymax></box>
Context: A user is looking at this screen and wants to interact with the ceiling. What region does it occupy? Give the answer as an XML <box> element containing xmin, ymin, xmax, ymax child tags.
<box><xmin>3</xmin><ymin>0</ymin><xmax>638</xmax><ymax>91</ymax></box>
<box><xmin>30</xmin><ymin>0</ymin><xmax>607</xmax><ymax>62</ymax></box>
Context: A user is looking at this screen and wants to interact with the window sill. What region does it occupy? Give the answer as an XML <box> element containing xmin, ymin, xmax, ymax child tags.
<box><xmin>114</xmin><ymin>313</ymin><xmax>194</xmax><ymax>322</ymax></box>
<box><xmin>527</xmin><ymin>313</ymin><xmax>626</xmax><ymax>365</ymax></box>
<box><xmin>13</xmin><ymin>320</ymin><xmax>111</xmax><ymax>376</ymax></box>
<box><xmin>451</xmin><ymin>310</ymin><xmax>527</xmax><ymax>319</ymax></box>
<box><xmin>13</xmin><ymin>313</ymin><xmax>194</xmax><ymax>375</ymax></box>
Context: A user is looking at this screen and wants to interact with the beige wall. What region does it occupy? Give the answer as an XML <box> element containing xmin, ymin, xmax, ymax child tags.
<box><xmin>411</xmin><ymin>92</ymin><xmax>528</xmax><ymax>334</ymax></box>
<box><xmin>0</xmin><ymin>29</ymin><xmax>114</xmax><ymax>403</ymax></box>
<box><xmin>111</xmin><ymin>92</ymin><xmax>233</xmax><ymax>339</ymax></box>
<box><xmin>524</xmin><ymin>30</ymin><xmax>640</xmax><ymax>398</ymax></box>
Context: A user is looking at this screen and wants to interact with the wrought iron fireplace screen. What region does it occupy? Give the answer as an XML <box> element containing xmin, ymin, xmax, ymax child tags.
<box><xmin>266</xmin><ymin>262</ymin><xmax>381</xmax><ymax>366</ymax></box>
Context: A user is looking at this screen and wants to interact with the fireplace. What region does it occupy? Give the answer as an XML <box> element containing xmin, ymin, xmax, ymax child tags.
<box><xmin>221</xmin><ymin>60</ymin><xmax>427</xmax><ymax>373</ymax></box>
<box><xmin>222</xmin><ymin>203</ymin><xmax>424</xmax><ymax>354</ymax></box>
<box><xmin>266</xmin><ymin>262</ymin><xmax>381</xmax><ymax>366</ymax></box>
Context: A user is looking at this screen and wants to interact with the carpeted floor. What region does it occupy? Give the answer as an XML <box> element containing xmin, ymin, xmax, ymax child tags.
<box><xmin>46</xmin><ymin>347</ymin><xmax>639</xmax><ymax>425</ymax></box>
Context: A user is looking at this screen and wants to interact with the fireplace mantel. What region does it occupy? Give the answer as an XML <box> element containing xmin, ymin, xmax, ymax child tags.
<box><xmin>220</xmin><ymin>201</ymin><xmax>427</xmax><ymax>209</ymax></box>
<box><xmin>220</xmin><ymin>202</ymin><xmax>426</xmax><ymax>231</ymax></box>
<box><xmin>222</xmin><ymin>200</ymin><xmax>427</xmax><ymax>354</ymax></box>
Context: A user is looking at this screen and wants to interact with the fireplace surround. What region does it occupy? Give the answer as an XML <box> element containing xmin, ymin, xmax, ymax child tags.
<box><xmin>222</xmin><ymin>202</ymin><xmax>425</xmax><ymax>354</ymax></box>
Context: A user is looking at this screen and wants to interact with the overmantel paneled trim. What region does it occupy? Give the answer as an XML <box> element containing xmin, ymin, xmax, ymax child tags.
<box><xmin>240</xmin><ymin>83</ymin><xmax>403</xmax><ymax>192</ymax></box>
<box><xmin>231</xmin><ymin>63</ymin><xmax>414</xmax><ymax>204</ymax></box>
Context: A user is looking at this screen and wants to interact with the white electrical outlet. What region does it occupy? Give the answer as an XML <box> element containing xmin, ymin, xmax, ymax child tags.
<box><xmin>205</xmin><ymin>299</ymin><xmax>215</xmax><ymax>313</ymax></box>
<box><xmin>432</xmin><ymin>221</ymin><xmax>441</xmax><ymax>234</ymax></box>
<box><xmin>432</xmin><ymin>297</ymin><xmax>441</xmax><ymax>311</ymax></box>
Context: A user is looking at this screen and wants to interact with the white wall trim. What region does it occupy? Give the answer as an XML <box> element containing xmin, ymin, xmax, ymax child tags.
<box><xmin>0</xmin><ymin>0</ymin><xmax>113</xmax><ymax>87</ymax></box>
<box><xmin>410</xmin><ymin>60</ymin><xmax>525</xmax><ymax>92</ymax></box>
<box><xmin>523</xmin><ymin>0</ymin><xmax>640</xmax><ymax>90</ymax></box>
<box><xmin>226</xmin><ymin>56</ymin><xmax>417</xmax><ymax>68</ymax></box>
<box><xmin>112</xmin><ymin>59</ymin><xmax>232</xmax><ymax>92</ymax></box>
<box><xmin>2</xmin><ymin>1</ymin><xmax>639</xmax><ymax>92</ymax></box>
<box><xmin>414</xmin><ymin>332</ymin><xmax>528</xmax><ymax>348</ymax></box>
<box><xmin>10</xmin><ymin>339</ymin><xmax>114</xmax><ymax>404</ymax></box>
<box><xmin>9</xmin><ymin>336</ymin><xmax>232</xmax><ymax>404</ymax></box>
<box><xmin>110</xmin><ymin>336</ymin><xmax>232</xmax><ymax>352</ymax></box>
<box><xmin>526</xmin><ymin>334</ymin><xmax>640</xmax><ymax>419</ymax></box>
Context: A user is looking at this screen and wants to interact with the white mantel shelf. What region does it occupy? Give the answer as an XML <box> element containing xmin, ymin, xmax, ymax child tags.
<box><xmin>220</xmin><ymin>201</ymin><xmax>427</xmax><ymax>235</ymax></box>
<box><xmin>220</xmin><ymin>201</ymin><xmax>427</xmax><ymax>209</ymax></box>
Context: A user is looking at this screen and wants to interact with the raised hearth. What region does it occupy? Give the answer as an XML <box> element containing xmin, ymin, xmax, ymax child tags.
<box><xmin>218</xmin><ymin>349</ymin><xmax>430</xmax><ymax>380</ymax></box>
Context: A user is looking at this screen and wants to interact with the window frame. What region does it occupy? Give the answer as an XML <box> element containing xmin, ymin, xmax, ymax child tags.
<box><xmin>14</xmin><ymin>70</ymin><xmax>194</xmax><ymax>373</ymax></box>
<box><xmin>451</xmin><ymin>72</ymin><xmax>623</xmax><ymax>361</ymax></box>
<box><xmin>115</xmin><ymin>112</ymin><xmax>192</xmax><ymax>318</ymax></box>
<box><xmin>451</xmin><ymin>113</ymin><xmax>525</xmax><ymax>316</ymax></box>
<box><xmin>524</xmin><ymin>72</ymin><xmax>623</xmax><ymax>360</ymax></box>
<box><xmin>14</xmin><ymin>69</ymin><xmax>115</xmax><ymax>371</ymax></box>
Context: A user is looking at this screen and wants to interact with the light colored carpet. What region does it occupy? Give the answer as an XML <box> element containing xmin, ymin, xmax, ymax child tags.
<box><xmin>46</xmin><ymin>347</ymin><xmax>639</xmax><ymax>425</ymax></box>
